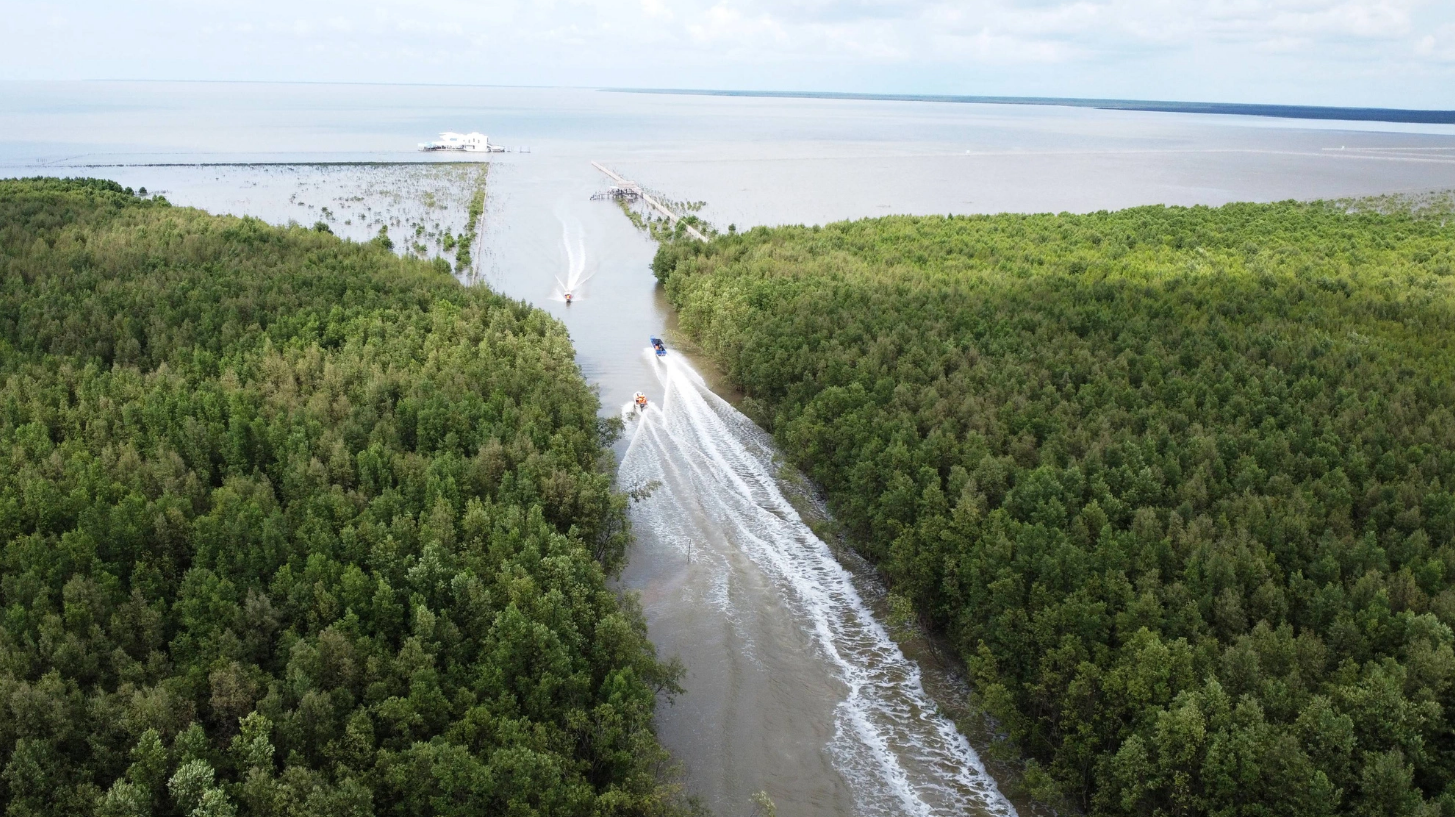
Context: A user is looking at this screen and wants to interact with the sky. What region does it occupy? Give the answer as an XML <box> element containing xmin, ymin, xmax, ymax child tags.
<box><xmin>3</xmin><ymin>0</ymin><xmax>1454</xmax><ymax>109</ymax></box>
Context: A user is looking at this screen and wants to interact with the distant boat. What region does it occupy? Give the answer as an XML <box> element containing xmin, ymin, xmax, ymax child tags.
<box><xmin>418</xmin><ymin>132</ymin><xmax>504</xmax><ymax>153</ymax></box>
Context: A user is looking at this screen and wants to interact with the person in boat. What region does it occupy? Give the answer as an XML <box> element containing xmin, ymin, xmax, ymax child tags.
<box><xmin>633</xmin><ymin>392</ymin><xmax>648</xmax><ymax>410</ymax></box>
<box><xmin>651</xmin><ymin>338</ymin><xmax>665</xmax><ymax>354</ymax></box>
<box><xmin>564</xmin><ymin>291</ymin><xmax>573</xmax><ymax>305</ymax></box>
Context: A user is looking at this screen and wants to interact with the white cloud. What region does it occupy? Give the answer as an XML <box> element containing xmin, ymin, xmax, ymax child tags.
<box><xmin>0</xmin><ymin>0</ymin><xmax>1451</xmax><ymax>105</ymax></box>
<box><xmin>687</xmin><ymin>3</ymin><xmax>790</xmax><ymax>46</ymax></box>
<box><xmin>930</xmin><ymin>28</ymin><xmax>1085</xmax><ymax>64</ymax></box>
<box><xmin>627</xmin><ymin>0</ymin><xmax>1439</xmax><ymax>68</ymax></box>
<box><xmin>1416</xmin><ymin>23</ymin><xmax>1455</xmax><ymax>61</ymax></box>
<box><xmin>642</xmin><ymin>0</ymin><xmax>674</xmax><ymax>19</ymax></box>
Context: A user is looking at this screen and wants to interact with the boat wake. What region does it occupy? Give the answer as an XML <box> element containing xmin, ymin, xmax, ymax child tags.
<box><xmin>552</xmin><ymin>215</ymin><xmax>597</xmax><ymax>301</ymax></box>
<box><xmin>620</xmin><ymin>353</ymin><xmax>1016</xmax><ymax>817</ymax></box>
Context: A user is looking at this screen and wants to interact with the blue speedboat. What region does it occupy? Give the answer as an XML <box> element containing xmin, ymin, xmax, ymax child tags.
<box><xmin>650</xmin><ymin>337</ymin><xmax>667</xmax><ymax>357</ymax></box>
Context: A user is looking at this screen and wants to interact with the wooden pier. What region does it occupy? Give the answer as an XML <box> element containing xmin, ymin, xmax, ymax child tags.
<box><xmin>592</xmin><ymin>162</ymin><xmax>707</xmax><ymax>242</ymax></box>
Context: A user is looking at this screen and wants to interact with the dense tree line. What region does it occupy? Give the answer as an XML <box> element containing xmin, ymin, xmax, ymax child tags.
<box><xmin>452</xmin><ymin>170</ymin><xmax>486</xmax><ymax>272</ymax></box>
<box><xmin>654</xmin><ymin>201</ymin><xmax>1455</xmax><ymax>817</ymax></box>
<box><xmin>0</xmin><ymin>178</ymin><xmax>686</xmax><ymax>816</ymax></box>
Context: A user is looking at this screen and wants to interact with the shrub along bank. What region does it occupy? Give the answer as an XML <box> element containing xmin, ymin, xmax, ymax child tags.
<box><xmin>0</xmin><ymin>178</ymin><xmax>685</xmax><ymax>816</ymax></box>
<box><xmin>654</xmin><ymin>200</ymin><xmax>1455</xmax><ymax>817</ymax></box>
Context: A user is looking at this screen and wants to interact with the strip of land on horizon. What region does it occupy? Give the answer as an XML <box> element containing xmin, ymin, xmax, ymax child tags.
<box><xmin>608</xmin><ymin>88</ymin><xmax>1455</xmax><ymax>125</ymax></box>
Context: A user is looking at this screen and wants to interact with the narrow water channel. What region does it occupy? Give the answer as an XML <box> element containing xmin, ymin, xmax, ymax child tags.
<box><xmin>478</xmin><ymin>157</ymin><xmax>1015</xmax><ymax>817</ymax></box>
<box><xmin>620</xmin><ymin>355</ymin><xmax>1014</xmax><ymax>817</ymax></box>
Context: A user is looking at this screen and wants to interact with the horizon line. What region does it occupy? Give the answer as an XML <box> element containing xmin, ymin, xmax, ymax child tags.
<box><xmin>606</xmin><ymin>87</ymin><xmax>1455</xmax><ymax>126</ymax></box>
<box><xmin>9</xmin><ymin>79</ymin><xmax>1452</xmax><ymax>125</ymax></box>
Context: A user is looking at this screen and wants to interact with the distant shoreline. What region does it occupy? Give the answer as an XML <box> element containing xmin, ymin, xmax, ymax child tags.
<box><xmin>57</xmin><ymin>161</ymin><xmax>490</xmax><ymax>168</ymax></box>
<box><xmin>607</xmin><ymin>88</ymin><xmax>1455</xmax><ymax>126</ymax></box>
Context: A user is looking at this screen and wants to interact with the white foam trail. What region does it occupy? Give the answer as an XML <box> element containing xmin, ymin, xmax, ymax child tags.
<box><xmin>620</xmin><ymin>353</ymin><xmax>1017</xmax><ymax>817</ymax></box>
<box><xmin>552</xmin><ymin>214</ymin><xmax>598</xmax><ymax>302</ymax></box>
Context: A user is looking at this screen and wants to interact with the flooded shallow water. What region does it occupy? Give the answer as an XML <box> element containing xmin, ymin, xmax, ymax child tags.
<box><xmin>6</xmin><ymin>80</ymin><xmax>1455</xmax><ymax>816</ymax></box>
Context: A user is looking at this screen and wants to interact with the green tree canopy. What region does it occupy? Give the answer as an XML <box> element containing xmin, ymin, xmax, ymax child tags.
<box><xmin>655</xmin><ymin>199</ymin><xmax>1455</xmax><ymax>817</ymax></box>
<box><xmin>0</xmin><ymin>177</ymin><xmax>685</xmax><ymax>816</ymax></box>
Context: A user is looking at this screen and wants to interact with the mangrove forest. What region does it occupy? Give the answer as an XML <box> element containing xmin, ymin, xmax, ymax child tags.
<box><xmin>0</xmin><ymin>178</ymin><xmax>687</xmax><ymax>817</ymax></box>
<box><xmin>654</xmin><ymin>198</ymin><xmax>1455</xmax><ymax>817</ymax></box>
